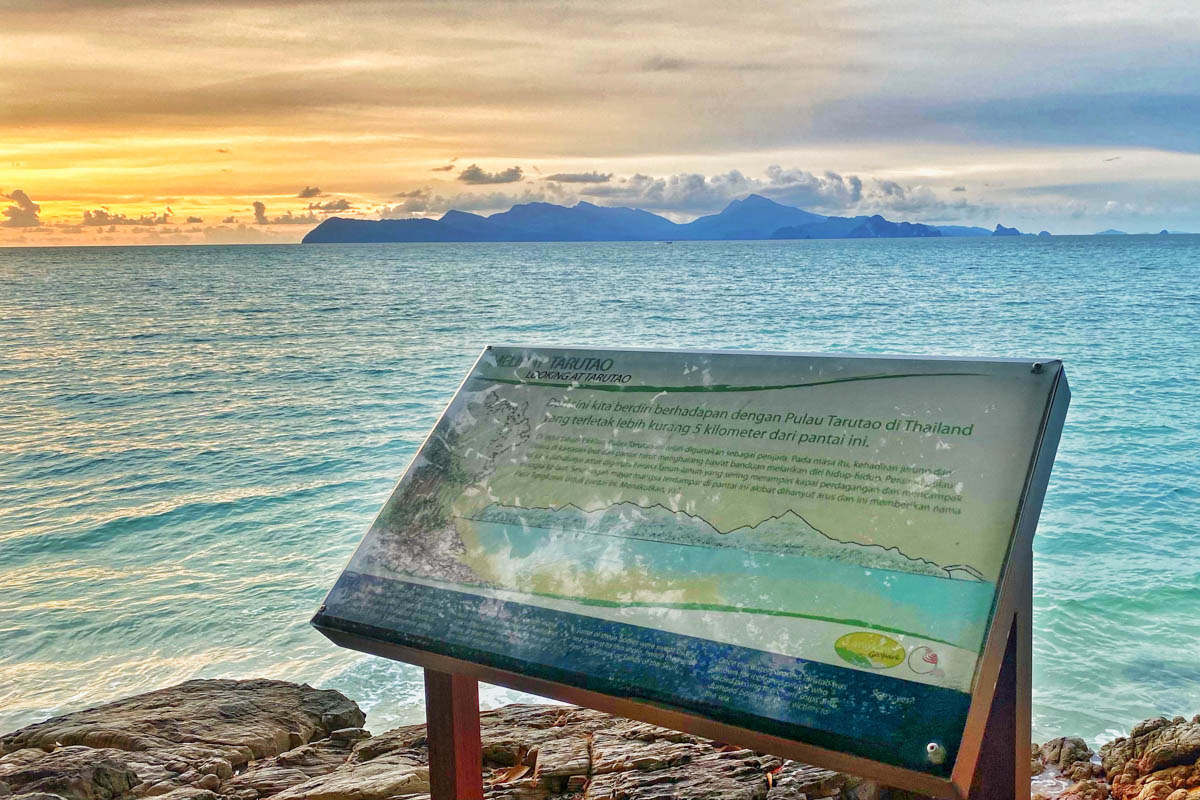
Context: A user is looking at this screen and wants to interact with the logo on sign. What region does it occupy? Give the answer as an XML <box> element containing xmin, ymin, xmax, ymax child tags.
<box><xmin>907</xmin><ymin>646</ymin><xmax>945</xmax><ymax>678</ymax></box>
<box><xmin>833</xmin><ymin>632</ymin><xmax>905</xmax><ymax>669</ymax></box>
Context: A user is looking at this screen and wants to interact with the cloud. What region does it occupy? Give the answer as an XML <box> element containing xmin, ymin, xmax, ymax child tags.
<box><xmin>298</xmin><ymin>185</ymin><xmax>323</xmax><ymax>198</ymax></box>
<box><xmin>81</xmin><ymin>208</ymin><xmax>170</xmax><ymax>225</ymax></box>
<box><xmin>252</xmin><ymin>201</ymin><xmax>319</xmax><ymax>225</ymax></box>
<box><xmin>307</xmin><ymin>197</ymin><xmax>353</xmax><ymax>212</ymax></box>
<box><xmin>186</xmin><ymin>215</ymin><xmax>203</xmax><ymax>223</ymax></box>
<box><xmin>577</xmin><ymin>165</ymin><xmax>986</xmax><ymax>222</ymax></box>
<box><xmin>378</xmin><ymin>183</ymin><xmax>573</xmax><ymax>218</ymax></box>
<box><xmin>400</xmin><ymin>164</ymin><xmax>995</xmax><ymax>224</ymax></box>
<box><xmin>643</xmin><ymin>55</ymin><xmax>691</xmax><ymax>72</ymax></box>
<box><xmin>203</xmin><ymin>223</ymin><xmax>302</xmax><ymax>244</ymax></box>
<box><xmin>857</xmin><ymin>179</ymin><xmax>992</xmax><ymax>221</ymax></box>
<box><xmin>579</xmin><ymin>170</ymin><xmax>757</xmax><ymax>214</ymax></box>
<box><xmin>380</xmin><ymin>189</ymin><xmax>431</xmax><ymax>216</ymax></box>
<box><xmin>545</xmin><ymin>171</ymin><xmax>613</xmax><ymax>183</ymax></box>
<box><xmin>0</xmin><ymin>189</ymin><xmax>41</xmax><ymax>227</ymax></box>
<box><xmin>377</xmin><ymin>204</ymin><xmax>421</xmax><ymax>219</ymax></box>
<box><xmin>762</xmin><ymin>166</ymin><xmax>863</xmax><ymax>210</ymax></box>
<box><xmin>458</xmin><ymin>164</ymin><xmax>523</xmax><ymax>184</ymax></box>
<box><xmin>272</xmin><ymin>211</ymin><xmax>319</xmax><ymax>224</ymax></box>
<box><xmin>222</xmin><ymin>215</ymin><xmax>236</xmax><ymax>223</ymax></box>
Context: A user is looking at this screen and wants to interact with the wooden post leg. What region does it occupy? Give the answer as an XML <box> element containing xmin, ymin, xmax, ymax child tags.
<box><xmin>969</xmin><ymin>555</ymin><xmax>1032</xmax><ymax>799</ymax></box>
<box><xmin>424</xmin><ymin>669</ymin><xmax>484</xmax><ymax>800</ymax></box>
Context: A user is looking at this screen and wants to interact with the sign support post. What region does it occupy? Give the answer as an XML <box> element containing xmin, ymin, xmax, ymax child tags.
<box><xmin>964</xmin><ymin>543</ymin><xmax>1033</xmax><ymax>800</ymax></box>
<box><xmin>424</xmin><ymin>669</ymin><xmax>484</xmax><ymax>800</ymax></box>
<box><xmin>419</xmin><ymin>549</ymin><xmax>1034</xmax><ymax>800</ymax></box>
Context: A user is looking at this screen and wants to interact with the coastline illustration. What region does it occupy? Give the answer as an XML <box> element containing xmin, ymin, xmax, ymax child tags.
<box><xmin>344</xmin><ymin>371</ymin><xmax>1011</xmax><ymax>660</ymax></box>
<box><xmin>466</xmin><ymin>501</ymin><xmax>984</xmax><ymax>580</ymax></box>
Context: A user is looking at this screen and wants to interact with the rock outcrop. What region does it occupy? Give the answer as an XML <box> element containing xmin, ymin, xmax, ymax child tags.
<box><xmin>0</xmin><ymin>680</ymin><xmax>364</xmax><ymax>800</ymax></box>
<box><xmin>6</xmin><ymin>679</ymin><xmax>1200</xmax><ymax>800</ymax></box>
<box><xmin>0</xmin><ymin>682</ymin><xmax>869</xmax><ymax>800</ymax></box>
<box><xmin>1099</xmin><ymin>716</ymin><xmax>1200</xmax><ymax>800</ymax></box>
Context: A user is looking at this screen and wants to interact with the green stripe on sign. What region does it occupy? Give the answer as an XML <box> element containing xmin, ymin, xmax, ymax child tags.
<box><xmin>472</xmin><ymin>372</ymin><xmax>983</xmax><ymax>393</ymax></box>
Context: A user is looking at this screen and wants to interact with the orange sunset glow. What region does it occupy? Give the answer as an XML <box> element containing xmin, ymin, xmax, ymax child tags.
<box><xmin>3</xmin><ymin>0</ymin><xmax>1200</xmax><ymax>244</ymax></box>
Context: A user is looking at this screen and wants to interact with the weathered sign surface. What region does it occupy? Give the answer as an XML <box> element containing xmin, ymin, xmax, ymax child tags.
<box><xmin>314</xmin><ymin>346</ymin><xmax>1068</xmax><ymax>782</ymax></box>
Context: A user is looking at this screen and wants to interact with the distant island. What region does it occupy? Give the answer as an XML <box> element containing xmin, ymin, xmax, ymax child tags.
<box><xmin>301</xmin><ymin>194</ymin><xmax>1024</xmax><ymax>244</ymax></box>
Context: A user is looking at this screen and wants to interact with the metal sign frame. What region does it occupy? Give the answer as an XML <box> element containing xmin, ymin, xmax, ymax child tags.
<box><xmin>313</xmin><ymin>347</ymin><xmax>1070</xmax><ymax>799</ymax></box>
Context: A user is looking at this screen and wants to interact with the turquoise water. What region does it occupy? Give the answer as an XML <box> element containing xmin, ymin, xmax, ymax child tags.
<box><xmin>1</xmin><ymin>238</ymin><xmax>1197</xmax><ymax>745</ymax></box>
<box><xmin>469</xmin><ymin>521</ymin><xmax>996</xmax><ymax>649</ymax></box>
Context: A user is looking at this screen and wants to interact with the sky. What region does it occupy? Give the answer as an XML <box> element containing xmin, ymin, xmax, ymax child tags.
<box><xmin>2</xmin><ymin>0</ymin><xmax>1199</xmax><ymax>245</ymax></box>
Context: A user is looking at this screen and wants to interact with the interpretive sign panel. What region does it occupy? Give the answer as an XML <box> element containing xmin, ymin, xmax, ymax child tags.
<box><xmin>313</xmin><ymin>346</ymin><xmax>1068</xmax><ymax>791</ymax></box>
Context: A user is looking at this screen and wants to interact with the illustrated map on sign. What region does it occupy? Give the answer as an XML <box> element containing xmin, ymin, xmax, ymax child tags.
<box><xmin>338</xmin><ymin>347</ymin><xmax>1058</xmax><ymax>697</ymax></box>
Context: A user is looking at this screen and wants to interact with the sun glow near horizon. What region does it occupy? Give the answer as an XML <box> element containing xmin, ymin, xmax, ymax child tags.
<box><xmin>4</xmin><ymin>0</ymin><xmax>1200</xmax><ymax>245</ymax></box>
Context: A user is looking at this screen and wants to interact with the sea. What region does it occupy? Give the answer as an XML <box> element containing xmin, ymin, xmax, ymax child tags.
<box><xmin>1</xmin><ymin>237</ymin><xmax>1197</xmax><ymax>747</ymax></box>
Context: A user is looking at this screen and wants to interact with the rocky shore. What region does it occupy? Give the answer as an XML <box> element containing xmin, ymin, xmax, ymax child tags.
<box><xmin>2</xmin><ymin>680</ymin><xmax>1198</xmax><ymax>800</ymax></box>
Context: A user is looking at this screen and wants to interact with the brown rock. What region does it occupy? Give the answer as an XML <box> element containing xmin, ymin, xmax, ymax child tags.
<box><xmin>584</xmin><ymin>745</ymin><xmax>775</xmax><ymax>800</ymax></box>
<box><xmin>0</xmin><ymin>679</ymin><xmax>363</xmax><ymax>769</ymax></box>
<box><xmin>590</xmin><ymin>728</ymin><xmax>706</xmax><ymax>775</ymax></box>
<box><xmin>192</xmin><ymin>775</ymin><xmax>219</xmax><ymax>793</ymax></box>
<box><xmin>0</xmin><ymin>679</ymin><xmax>364</xmax><ymax>800</ymax></box>
<box><xmin>1056</xmin><ymin>778</ymin><xmax>1111</xmax><ymax>800</ymax></box>
<box><xmin>1101</xmin><ymin>715</ymin><xmax>1200</xmax><ymax>800</ymax></box>
<box><xmin>268</xmin><ymin>752</ymin><xmax>428</xmax><ymax>800</ymax></box>
<box><xmin>224</xmin><ymin>736</ymin><xmax>363</xmax><ymax>798</ymax></box>
<box><xmin>476</xmin><ymin>705</ymin><xmax>613</xmax><ymax>768</ymax></box>
<box><xmin>0</xmin><ymin>747</ymin><xmax>140</xmax><ymax>800</ymax></box>
<box><xmin>530</xmin><ymin>733</ymin><xmax>589</xmax><ymax>793</ymax></box>
<box><xmin>1043</xmin><ymin>737</ymin><xmax>1096</xmax><ymax>771</ymax></box>
<box><xmin>1131</xmin><ymin>780</ymin><xmax>1177</xmax><ymax>800</ymax></box>
<box><xmin>150</xmin><ymin>790</ymin><xmax>217</xmax><ymax>800</ymax></box>
<box><xmin>195</xmin><ymin>759</ymin><xmax>230</xmax><ymax>781</ymax></box>
<box><xmin>0</xmin><ymin>751</ymin><xmax>47</xmax><ymax>770</ymax></box>
<box><xmin>1066</xmin><ymin>762</ymin><xmax>1107</xmax><ymax>782</ymax></box>
<box><xmin>844</xmin><ymin>777</ymin><xmax>885</xmax><ymax>800</ymax></box>
<box><xmin>771</xmin><ymin>761</ymin><xmax>847</xmax><ymax>798</ymax></box>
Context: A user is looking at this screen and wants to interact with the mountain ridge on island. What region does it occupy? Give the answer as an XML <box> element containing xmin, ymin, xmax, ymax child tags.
<box><xmin>301</xmin><ymin>194</ymin><xmax>1010</xmax><ymax>243</ymax></box>
<box><xmin>471</xmin><ymin>500</ymin><xmax>985</xmax><ymax>581</ymax></box>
